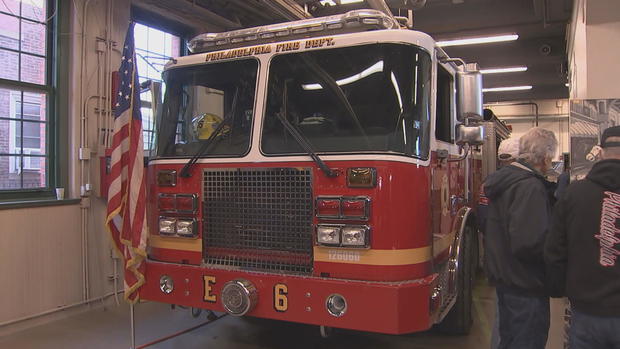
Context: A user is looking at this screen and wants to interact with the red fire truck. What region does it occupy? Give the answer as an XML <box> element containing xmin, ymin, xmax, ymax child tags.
<box><xmin>140</xmin><ymin>9</ymin><xmax>500</xmax><ymax>335</ymax></box>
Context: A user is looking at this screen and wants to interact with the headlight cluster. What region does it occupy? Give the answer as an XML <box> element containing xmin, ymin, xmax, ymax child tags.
<box><xmin>317</xmin><ymin>224</ymin><xmax>369</xmax><ymax>248</ymax></box>
<box><xmin>158</xmin><ymin>217</ymin><xmax>197</xmax><ymax>238</ymax></box>
<box><xmin>157</xmin><ymin>192</ymin><xmax>199</xmax><ymax>238</ymax></box>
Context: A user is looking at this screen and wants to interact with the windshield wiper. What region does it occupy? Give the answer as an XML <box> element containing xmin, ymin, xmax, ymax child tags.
<box><xmin>277</xmin><ymin>80</ymin><xmax>338</xmax><ymax>178</ymax></box>
<box><xmin>300</xmin><ymin>55</ymin><xmax>370</xmax><ymax>147</ymax></box>
<box><xmin>179</xmin><ymin>88</ymin><xmax>239</xmax><ymax>178</ymax></box>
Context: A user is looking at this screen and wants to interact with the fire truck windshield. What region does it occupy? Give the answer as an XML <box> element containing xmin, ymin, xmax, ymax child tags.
<box><xmin>262</xmin><ymin>43</ymin><xmax>432</xmax><ymax>159</ymax></box>
<box><xmin>156</xmin><ymin>59</ymin><xmax>258</xmax><ymax>158</ymax></box>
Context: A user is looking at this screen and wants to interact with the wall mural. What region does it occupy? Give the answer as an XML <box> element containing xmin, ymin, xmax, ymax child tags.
<box><xmin>570</xmin><ymin>99</ymin><xmax>620</xmax><ymax>180</ymax></box>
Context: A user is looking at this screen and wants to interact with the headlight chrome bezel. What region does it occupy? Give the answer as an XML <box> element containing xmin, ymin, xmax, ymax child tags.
<box><xmin>341</xmin><ymin>225</ymin><xmax>369</xmax><ymax>247</ymax></box>
<box><xmin>317</xmin><ymin>225</ymin><xmax>342</xmax><ymax>246</ymax></box>
<box><xmin>316</xmin><ymin>224</ymin><xmax>370</xmax><ymax>248</ymax></box>
<box><xmin>158</xmin><ymin>216</ymin><xmax>198</xmax><ymax>238</ymax></box>
<box><xmin>176</xmin><ymin>218</ymin><xmax>197</xmax><ymax>238</ymax></box>
<box><xmin>158</xmin><ymin>216</ymin><xmax>177</xmax><ymax>236</ymax></box>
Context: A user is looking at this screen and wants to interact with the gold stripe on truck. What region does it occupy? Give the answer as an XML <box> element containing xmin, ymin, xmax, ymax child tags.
<box><xmin>149</xmin><ymin>236</ymin><xmax>202</xmax><ymax>252</ymax></box>
<box><xmin>314</xmin><ymin>246</ymin><xmax>432</xmax><ymax>265</ymax></box>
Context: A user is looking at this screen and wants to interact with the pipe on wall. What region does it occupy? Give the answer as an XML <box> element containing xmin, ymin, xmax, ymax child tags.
<box><xmin>0</xmin><ymin>290</ymin><xmax>123</xmax><ymax>328</ymax></box>
<box><xmin>78</xmin><ymin>0</ymin><xmax>97</xmax><ymax>303</ymax></box>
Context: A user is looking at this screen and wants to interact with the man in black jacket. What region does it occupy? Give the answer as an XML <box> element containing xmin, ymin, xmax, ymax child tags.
<box><xmin>545</xmin><ymin>125</ymin><xmax>620</xmax><ymax>349</ymax></box>
<box><xmin>484</xmin><ymin>127</ymin><xmax>558</xmax><ymax>349</ymax></box>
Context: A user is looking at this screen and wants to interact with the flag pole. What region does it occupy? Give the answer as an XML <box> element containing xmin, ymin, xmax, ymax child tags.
<box><xmin>130</xmin><ymin>302</ymin><xmax>136</xmax><ymax>349</ymax></box>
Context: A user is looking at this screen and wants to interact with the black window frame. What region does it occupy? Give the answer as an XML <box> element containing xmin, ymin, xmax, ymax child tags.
<box><xmin>0</xmin><ymin>0</ymin><xmax>60</xmax><ymax>201</ymax></box>
<box><xmin>435</xmin><ymin>63</ymin><xmax>455</xmax><ymax>144</ymax></box>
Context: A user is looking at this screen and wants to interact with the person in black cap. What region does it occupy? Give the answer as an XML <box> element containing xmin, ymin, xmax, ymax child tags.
<box><xmin>545</xmin><ymin>125</ymin><xmax>620</xmax><ymax>349</ymax></box>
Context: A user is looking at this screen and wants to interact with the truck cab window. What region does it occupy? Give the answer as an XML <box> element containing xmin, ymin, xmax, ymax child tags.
<box><xmin>436</xmin><ymin>65</ymin><xmax>454</xmax><ymax>143</ymax></box>
<box><xmin>156</xmin><ymin>59</ymin><xmax>258</xmax><ymax>158</ymax></box>
<box><xmin>262</xmin><ymin>43</ymin><xmax>432</xmax><ymax>160</ymax></box>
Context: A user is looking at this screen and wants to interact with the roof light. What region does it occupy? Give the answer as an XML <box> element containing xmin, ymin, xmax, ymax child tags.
<box><xmin>188</xmin><ymin>9</ymin><xmax>398</xmax><ymax>53</ymax></box>
<box><xmin>437</xmin><ymin>34</ymin><xmax>518</xmax><ymax>47</ymax></box>
<box><xmin>480</xmin><ymin>66</ymin><xmax>527</xmax><ymax>74</ymax></box>
<box><xmin>302</xmin><ymin>60</ymin><xmax>384</xmax><ymax>90</ymax></box>
<box><xmin>321</xmin><ymin>0</ymin><xmax>363</xmax><ymax>4</ymax></box>
<box><xmin>482</xmin><ymin>85</ymin><xmax>532</xmax><ymax>93</ymax></box>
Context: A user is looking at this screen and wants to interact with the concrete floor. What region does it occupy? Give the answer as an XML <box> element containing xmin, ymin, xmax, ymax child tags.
<box><xmin>0</xmin><ymin>277</ymin><xmax>567</xmax><ymax>349</ymax></box>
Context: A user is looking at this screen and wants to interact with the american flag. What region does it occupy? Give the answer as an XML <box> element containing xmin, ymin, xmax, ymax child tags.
<box><xmin>105</xmin><ymin>23</ymin><xmax>148</xmax><ymax>303</ymax></box>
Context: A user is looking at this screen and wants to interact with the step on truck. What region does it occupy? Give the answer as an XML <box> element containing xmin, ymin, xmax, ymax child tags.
<box><xmin>140</xmin><ymin>9</ymin><xmax>498</xmax><ymax>335</ymax></box>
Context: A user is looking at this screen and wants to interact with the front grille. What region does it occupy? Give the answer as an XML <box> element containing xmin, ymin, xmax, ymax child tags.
<box><xmin>203</xmin><ymin>168</ymin><xmax>313</xmax><ymax>274</ymax></box>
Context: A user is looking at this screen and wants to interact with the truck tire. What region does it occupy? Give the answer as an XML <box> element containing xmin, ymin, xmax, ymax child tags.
<box><xmin>438</xmin><ymin>225</ymin><xmax>474</xmax><ymax>335</ymax></box>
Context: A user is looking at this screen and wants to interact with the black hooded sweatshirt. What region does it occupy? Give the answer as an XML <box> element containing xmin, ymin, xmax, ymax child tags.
<box><xmin>483</xmin><ymin>161</ymin><xmax>556</xmax><ymax>295</ymax></box>
<box><xmin>545</xmin><ymin>159</ymin><xmax>620</xmax><ymax>316</ymax></box>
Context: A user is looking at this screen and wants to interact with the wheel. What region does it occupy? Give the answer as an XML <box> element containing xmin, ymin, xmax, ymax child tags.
<box><xmin>438</xmin><ymin>225</ymin><xmax>474</xmax><ymax>335</ymax></box>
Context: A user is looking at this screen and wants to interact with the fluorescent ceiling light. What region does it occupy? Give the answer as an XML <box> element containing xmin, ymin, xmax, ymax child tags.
<box><xmin>480</xmin><ymin>66</ymin><xmax>527</xmax><ymax>74</ymax></box>
<box><xmin>482</xmin><ymin>85</ymin><xmax>533</xmax><ymax>93</ymax></box>
<box><xmin>302</xmin><ymin>60</ymin><xmax>384</xmax><ymax>90</ymax></box>
<box><xmin>437</xmin><ymin>34</ymin><xmax>519</xmax><ymax>47</ymax></box>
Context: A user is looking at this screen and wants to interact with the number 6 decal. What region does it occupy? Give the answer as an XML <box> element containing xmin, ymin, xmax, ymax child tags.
<box><xmin>274</xmin><ymin>284</ymin><xmax>288</xmax><ymax>312</ymax></box>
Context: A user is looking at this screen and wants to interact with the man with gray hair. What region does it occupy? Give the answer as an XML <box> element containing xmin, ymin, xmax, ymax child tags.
<box><xmin>545</xmin><ymin>125</ymin><xmax>620</xmax><ymax>348</ymax></box>
<box><xmin>483</xmin><ymin>127</ymin><xmax>558</xmax><ymax>348</ymax></box>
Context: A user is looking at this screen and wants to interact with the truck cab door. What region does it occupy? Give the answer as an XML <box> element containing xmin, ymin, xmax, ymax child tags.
<box><xmin>431</xmin><ymin>59</ymin><xmax>462</xmax><ymax>263</ymax></box>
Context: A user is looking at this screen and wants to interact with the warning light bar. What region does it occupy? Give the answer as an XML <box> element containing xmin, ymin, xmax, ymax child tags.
<box><xmin>188</xmin><ymin>9</ymin><xmax>399</xmax><ymax>53</ymax></box>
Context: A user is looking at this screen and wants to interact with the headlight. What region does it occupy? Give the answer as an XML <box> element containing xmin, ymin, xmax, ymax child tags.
<box><xmin>159</xmin><ymin>217</ymin><xmax>176</xmax><ymax>235</ymax></box>
<box><xmin>176</xmin><ymin>219</ymin><xmax>196</xmax><ymax>237</ymax></box>
<box><xmin>347</xmin><ymin>167</ymin><xmax>376</xmax><ymax>188</ymax></box>
<box><xmin>341</xmin><ymin>226</ymin><xmax>369</xmax><ymax>247</ymax></box>
<box><xmin>317</xmin><ymin>225</ymin><xmax>341</xmax><ymax>245</ymax></box>
<box><xmin>157</xmin><ymin>170</ymin><xmax>177</xmax><ymax>187</ymax></box>
<box><xmin>159</xmin><ymin>275</ymin><xmax>174</xmax><ymax>294</ymax></box>
<box><xmin>326</xmin><ymin>294</ymin><xmax>347</xmax><ymax>317</ymax></box>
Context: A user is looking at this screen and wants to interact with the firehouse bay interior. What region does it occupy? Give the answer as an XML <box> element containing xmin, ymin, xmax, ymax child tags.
<box><xmin>0</xmin><ymin>0</ymin><xmax>618</xmax><ymax>348</ymax></box>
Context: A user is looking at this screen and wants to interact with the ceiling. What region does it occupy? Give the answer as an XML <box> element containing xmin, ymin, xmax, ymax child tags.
<box><xmin>133</xmin><ymin>0</ymin><xmax>574</xmax><ymax>103</ymax></box>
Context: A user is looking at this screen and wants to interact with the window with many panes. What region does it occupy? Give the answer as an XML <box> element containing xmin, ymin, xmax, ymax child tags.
<box><xmin>0</xmin><ymin>0</ymin><xmax>52</xmax><ymax>192</ymax></box>
<box><xmin>133</xmin><ymin>23</ymin><xmax>181</xmax><ymax>154</ymax></box>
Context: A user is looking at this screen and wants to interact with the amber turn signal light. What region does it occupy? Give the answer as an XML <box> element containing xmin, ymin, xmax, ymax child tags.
<box><xmin>157</xmin><ymin>170</ymin><xmax>177</xmax><ymax>187</ymax></box>
<box><xmin>347</xmin><ymin>167</ymin><xmax>376</xmax><ymax>188</ymax></box>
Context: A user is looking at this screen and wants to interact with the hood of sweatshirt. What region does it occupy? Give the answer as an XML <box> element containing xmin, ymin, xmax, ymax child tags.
<box><xmin>586</xmin><ymin>159</ymin><xmax>620</xmax><ymax>191</ymax></box>
<box><xmin>484</xmin><ymin>162</ymin><xmax>542</xmax><ymax>200</ymax></box>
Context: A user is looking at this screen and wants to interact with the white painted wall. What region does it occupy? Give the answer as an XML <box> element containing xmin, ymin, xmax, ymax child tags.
<box><xmin>0</xmin><ymin>0</ymin><xmax>227</xmax><ymax>330</ymax></box>
<box><xmin>486</xmin><ymin>99</ymin><xmax>570</xmax><ymax>160</ymax></box>
<box><xmin>0</xmin><ymin>205</ymin><xmax>82</xmax><ymax>324</ymax></box>
<box><xmin>1</xmin><ymin>0</ymin><xmax>131</xmax><ymax>329</ymax></box>
<box><xmin>568</xmin><ymin>0</ymin><xmax>620</xmax><ymax>99</ymax></box>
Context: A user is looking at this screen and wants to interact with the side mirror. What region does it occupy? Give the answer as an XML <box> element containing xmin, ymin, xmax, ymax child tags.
<box><xmin>456</xmin><ymin>124</ymin><xmax>484</xmax><ymax>146</ymax></box>
<box><xmin>456</xmin><ymin>63</ymin><xmax>483</xmax><ymax>122</ymax></box>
